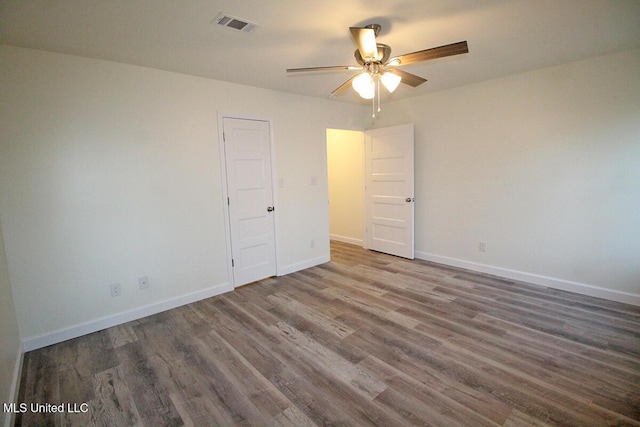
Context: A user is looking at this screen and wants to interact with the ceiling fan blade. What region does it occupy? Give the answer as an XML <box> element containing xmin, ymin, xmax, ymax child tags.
<box><xmin>349</xmin><ymin>27</ymin><xmax>378</xmax><ymax>61</ymax></box>
<box><xmin>387</xmin><ymin>69</ymin><xmax>427</xmax><ymax>87</ymax></box>
<box><xmin>396</xmin><ymin>41</ymin><xmax>468</xmax><ymax>66</ymax></box>
<box><xmin>331</xmin><ymin>75</ymin><xmax>358</xmax><ymax>96</ymax></box>
<box><xmin>286</xmin><ymin>65</ymin><xmax>360</xmax><ymax>73</ymax></box>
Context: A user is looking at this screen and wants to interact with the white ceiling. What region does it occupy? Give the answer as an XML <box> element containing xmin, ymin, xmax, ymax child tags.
<box><xmin>2</xmin><ymin>0</ymin><xmax>639</xmax><ymax>104</ymax></box>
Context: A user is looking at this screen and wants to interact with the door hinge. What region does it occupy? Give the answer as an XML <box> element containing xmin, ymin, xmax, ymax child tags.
<box><xmin>227</xmin><ymin>197</ymin><xmax>230</xmax><ymax>205</ymax></box>
<box><xmin>223</xmin><ymin>132</ymin><xmax>225</xmax><ymax>142</ymax></box>
<box><xmin>232</xmin><ymin>259</ymin><xmax>234</xmax><ymax>267</ymax></box>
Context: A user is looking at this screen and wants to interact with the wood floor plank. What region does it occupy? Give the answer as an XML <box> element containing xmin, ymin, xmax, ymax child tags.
<box><xmin>267</xmin><ymin>291</ymin><xmax>355</xmax><ymax>339</ymax></box>
<box><xmin>214</xmin><ymin>293</ymin><xmax>408</xmax><ymax>426</ymax></box>
<box><xmin>266</xmin><ymin>405</ymin><xmax>318</xmax><ymax>427</ymax></box>
<box><xmin>438</xmin><ymin>340</ymin><xmax>639</xmax><ymax>426</ymax></box>
<box><xmin>107</xmin><ymin>323</ymin><xmax>139</xmax><ymax>348</ymax></box>
<box><xmin>360</xmin><ymin>355</ymin><xmax>504</xmax><ymax>426</ymax></box>
<box><xmin>475</xmin><ymin>312</ymin><xmax>640</xmax><ymax>374</ymax></box>
<box><xmin>57</xmin><ymin>367</ymin><xmax>94</xmax><ymax>427</ymax></box>
<box><xmin>17</xmin><ymin>346</ymin><xmax>60</xmax><ymax>427</ymax></box>
<box><xmin>190</xmin><ymin>330</ymin><xmax>288</xmax><ymax>424</ymax></box>
<box><xmin>114</xmin><ymin>342</ymin><xmax>183</xmax><ymax>427</ymax></box>
<box><xmin>169</xmin><ymin>392</ymin><xmax>239</xmax><ymax>426</ymax></box>
<box><xmin>503</xmin><ymin>409</ymin><xmax>555</xmax><ymax>427</ymax></box>
<box><xmin>15</xmin><ymin>240</ymin><xmax>640</xmax><ymax>426</ymax></box>
<box><xmin>343</xmin><ymin>328</ymin><xmax>521</xmax><ymax>424</ymax></box>
<box><xmin>91</xmin><ymin>366</ymin><xmax>142</xmax><ymax>427</ymax></box>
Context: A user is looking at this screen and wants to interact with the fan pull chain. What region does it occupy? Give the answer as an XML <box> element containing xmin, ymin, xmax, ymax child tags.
<box><xmin>372</xmin><ymin>84</ymin><xmax>375</xmax><ymax>118</ymax></box>
<box><xmin>377</xmin><ymin>77</ymin><xmax>381</xmax><ymax>113</ymax></box>
<box><xmin>372</xmin><ymin>77</ymin><xmax>380</xmax><ymax>118</ymax></box>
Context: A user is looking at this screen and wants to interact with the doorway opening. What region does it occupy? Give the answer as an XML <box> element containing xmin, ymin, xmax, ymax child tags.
<box><xmin>326</xmin><ymin>128</ymin><xmax>365</xmax><ymax>254</ymax></box>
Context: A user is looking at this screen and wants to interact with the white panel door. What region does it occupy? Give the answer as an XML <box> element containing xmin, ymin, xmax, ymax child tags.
<box><xmin>223</xmin><ymin>118</ymin><xmax>276</xmax><ymax>287</ymax></box>
<box><xmin>364</xmin><ymin>124</ymin><xmax>414</xmax><ymax>259</ymax></box>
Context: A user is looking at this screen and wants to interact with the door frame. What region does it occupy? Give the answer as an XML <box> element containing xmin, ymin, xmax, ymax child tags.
<box><xmin>217</xmin><ymin>112</ymin><xmax>279</xmax><ymax>287</ymax></box>
<box><xmin>325</xmin><ymin>124</ymin><xmax>415</xmax><ymax>258</ymax></box>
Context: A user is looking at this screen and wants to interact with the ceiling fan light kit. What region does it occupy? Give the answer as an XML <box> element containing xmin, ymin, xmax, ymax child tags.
<box><xmin>352</xmin><ymin>72</ymin><xmax>375</xmax><ymax>99</ymax></box>
<box><xmin>286</xmin><ymin>23</ymin><xmax>469</xmax><ymax>117</ymax></box>
<box><xmin>381</xmin><ymin>71</ymin><xmax>402</xmax><ymax>92</ymax></box>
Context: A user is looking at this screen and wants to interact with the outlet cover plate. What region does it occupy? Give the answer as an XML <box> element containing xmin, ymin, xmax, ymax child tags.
<box><xmin>110</xmin><ymin>283</ymin><xmax>121</xmax><ymax>297</ymax></box>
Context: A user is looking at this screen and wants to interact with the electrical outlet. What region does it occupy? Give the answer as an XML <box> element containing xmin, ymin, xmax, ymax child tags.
<box><xmin>138</xmin><ymin>276</ymin><xmax>149</xmax><ymax>290</ymax></box>
<box><xmin>110</xmin><ymin>283</ymin><xmax>121</xmax><ymax>297</ymax></box>
<box><xmin>479</xmin><ymin>241</ymin><xmax>488</xmax><ymax>253</ymax></box>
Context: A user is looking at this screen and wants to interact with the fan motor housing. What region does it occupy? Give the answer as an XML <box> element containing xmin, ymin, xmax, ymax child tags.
<box><xmin>355</xmin><ymin>43</ymin><xmax>392</xmax><ymax>65</ymax></box>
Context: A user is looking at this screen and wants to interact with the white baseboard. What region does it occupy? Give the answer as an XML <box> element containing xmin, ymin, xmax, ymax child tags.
<box><xmin>278</xmin><ymin>255</ymin><xmax>330</xmax><ymax>276</ymax></box>
<box><xmin>22</xmin><ymin>282</ymin><xmax>233</xmax><ymax>352</ymax></box>
<box><xmin>329</xmin><ymin>234</ymin><xmax>363</xmax><ymax>247</ymax></box>
<box><xmin>415</xmin><ymin>251</ymin><xmax>640</xmax><ymax>307</ymax></box>
<box><xmin>4</xmin><ymin>343</ymin><xmax>24</xmax><ymax>427</ymax></box>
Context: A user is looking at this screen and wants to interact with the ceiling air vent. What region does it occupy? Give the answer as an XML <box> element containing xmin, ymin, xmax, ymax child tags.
<box><xmin>213</xmin><ymin>13</ymin><xmax>258</xmax><ymax>33</ymax></box>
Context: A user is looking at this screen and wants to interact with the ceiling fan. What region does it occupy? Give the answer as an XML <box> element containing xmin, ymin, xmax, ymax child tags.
<box><xmin>286</xmin><ymin>24</ymin><xmax>468</xmax><ymax>116</ymax></box>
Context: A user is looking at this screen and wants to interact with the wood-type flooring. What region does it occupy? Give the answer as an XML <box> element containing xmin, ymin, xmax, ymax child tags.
<box><xmin>14</xmin><ymin>241</ymin><xmax>640</xmax><ymax>426</ymax></box>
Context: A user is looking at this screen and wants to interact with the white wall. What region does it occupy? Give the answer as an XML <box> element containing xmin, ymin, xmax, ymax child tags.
<box><xmin>2</xmin><ymin>44</ymin><xmax>638</xmax><ymax>355</ymax></box>
<box><xmin>0</xmin><ymin>220</ymin><xmax>21</xmax><ymax>427</ymax></box>
<box><xmin>373</xmin><ymin>48</ymin><xmax>640</xmax><ymax>303</ymax></box>
<box><xmin>0</xmin><ymin>45</ymin><xmax>363</xmax><ymax>349</ymax></box>
<box><xmin>326</xmin><ymin>129</ymin><xmax>364</xmax><ymax>246</ymax></box>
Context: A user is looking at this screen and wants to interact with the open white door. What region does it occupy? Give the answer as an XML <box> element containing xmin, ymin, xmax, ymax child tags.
<box><xmin>222</xmin><ymin>117</ymin><xmax>276</xmax><ymax>286</ymax></box>
<box><xmin>364</xmin><ymin>124</ymin><xmax>414</xmax><ymax>259</ymax></box>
